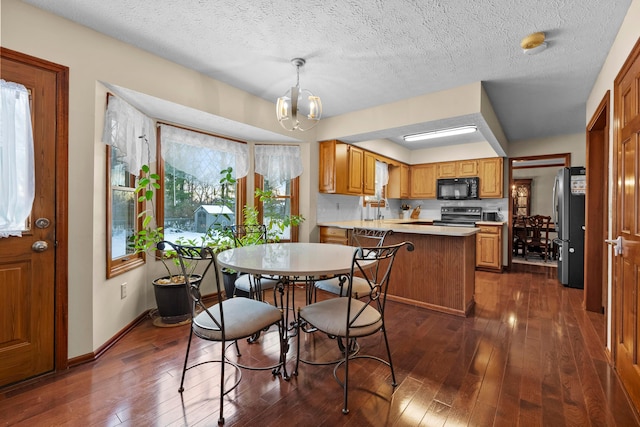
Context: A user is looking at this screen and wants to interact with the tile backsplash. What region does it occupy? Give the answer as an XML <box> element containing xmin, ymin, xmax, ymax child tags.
<box><xmin>317</xmin><ymin>193</ymin><xmax>509</xmax><ymax>222</ymax></box>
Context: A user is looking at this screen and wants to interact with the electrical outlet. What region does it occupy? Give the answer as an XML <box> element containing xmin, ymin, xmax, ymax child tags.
<box><xmin>120</xmin><ymin>282</ymin><xmax>127</xmax><ymax>299</ymax></box>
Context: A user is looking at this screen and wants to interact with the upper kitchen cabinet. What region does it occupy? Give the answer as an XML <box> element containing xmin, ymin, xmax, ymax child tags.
<box><xmin>478</xmin><ymin>157</ymin><xmax>504</xmax><ymax>198</ymax></box>
<box><xmin>458</xmin><ymin>159</ymin><xmax>479</xmax><ymax>177</ymax></box>
<box><xmin>363</xmin><ymin>151</ymin><xmax>376</xmax><ymax>195</ymax></box>
<box><xmin>410</xmin><ymin>163</ymin><xmax>437</xmax><ymax>198</ymax></box>
<box><xmin>437</xmin><ymin>160</ymin><xmax>478</xmax><ymax>178</ymax></box>
<box><xmin>318</xmin><ymin>140</ymin><xmax>375</xmax><ymax>196</ymax></box>
<box><xmin>437</xmin><ymin>161</ymin><xmax>457</xmax><ymax>178</ymax></box>
<box><xmin>388</xmin><ymin>163</ymin><xmax>410</xmax><ymax>198</ymax></box>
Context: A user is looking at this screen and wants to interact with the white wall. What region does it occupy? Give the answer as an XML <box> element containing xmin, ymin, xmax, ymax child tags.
<box><xmin>512</xmin><ymin>167</ymin><xmax>557</xmax><ymax>218</ymax></box>
<box><xmin>586</xmin><ymin>0</ymin><xmax>640</xmax><ymax>351</ymax></box>
<box><xmin>509</xmin><ymin>133</ymin><xmax>586</xmax><ymax>166</ymax></box>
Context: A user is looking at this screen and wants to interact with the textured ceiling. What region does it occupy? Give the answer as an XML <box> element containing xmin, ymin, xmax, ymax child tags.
<box><xmin>22</xmin><ymin>0</ymin><xmax>632</xmax><ymax>148</ymax></box>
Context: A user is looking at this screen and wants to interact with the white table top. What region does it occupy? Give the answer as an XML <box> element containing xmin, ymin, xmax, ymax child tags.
<box><xmin>217</xmin><ymin>242</ymin><xmax>360</xmax><ymax>277</ymax></box>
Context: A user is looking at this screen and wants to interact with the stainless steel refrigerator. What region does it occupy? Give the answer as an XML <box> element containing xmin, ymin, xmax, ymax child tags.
<box><xmin>552</xmin><ymin>167</ymin><xmax>586</xmax><ymax>288</ymax></box>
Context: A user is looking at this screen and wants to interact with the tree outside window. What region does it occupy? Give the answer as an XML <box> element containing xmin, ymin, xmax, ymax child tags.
<box><xmin>255</xmin><ymin>174</ymin><xmax>300</xmax><ymax>242</ymax></box>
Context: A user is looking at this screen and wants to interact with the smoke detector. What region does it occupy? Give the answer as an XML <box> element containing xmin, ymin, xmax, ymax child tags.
<box><xmin>521</xmin><ymin>32</ymin><xmax>548</xmax><ymax>55</ymax></box>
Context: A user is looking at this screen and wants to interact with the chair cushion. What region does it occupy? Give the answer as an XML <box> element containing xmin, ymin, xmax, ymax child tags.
<box><xmin>299</xmin><ymin>298</ymin><xmax>382</xmax><ymax>338</ymax></box>
<box><xmin>234</xmin><ymin>274</ymin><xmax>279</xmax><ymax>292</ymax></box>
<box><xmin>315</xmin><ymin>276</ymin><xmax>371</xmax><ymax>298</ymax></box>
<box><xmin>192</xmin><ymin>297</ymin><xmax>282</xmax><ymax>341</ymax></box>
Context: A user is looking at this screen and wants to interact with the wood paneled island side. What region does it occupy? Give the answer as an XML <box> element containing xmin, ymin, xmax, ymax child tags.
<box><xmin>317</xmin><ymin>221</ymin><xmax>478</xmax><ymax>317</ymax></box>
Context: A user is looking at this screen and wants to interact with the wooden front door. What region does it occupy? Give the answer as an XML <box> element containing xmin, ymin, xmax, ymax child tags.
<box><xmin>0</xmin><ymin>49</ymin><xmax>68</xmax><ymax>387</ymax></box>
<box><xmin>613</xmin><ymin>39</ymin><xmax>640</xmax><ymax>411</ymax></box>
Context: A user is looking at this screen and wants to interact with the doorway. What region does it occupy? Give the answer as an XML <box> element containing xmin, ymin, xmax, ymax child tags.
<box><xmin>584</xmin><ymin>92</ymin><xmax>609</xmax><ymax>314</ymax></box>
<box><xmin>508</xmin><ymin>154</ymin><xmax>571</xmax><ymax>268</ymax></box>
<box><xmin>0</xmin><ymin>48</ymin><xmax>69</xmax><ymax>387</ymax></box>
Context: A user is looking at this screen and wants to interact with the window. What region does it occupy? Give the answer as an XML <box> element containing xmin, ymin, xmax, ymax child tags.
<box><xmin>158</xmin><ymin>125</ymin><xmax>249</xmax><ymax>245</ymax></box>
<box><xmin>255</xmin><ymin>174</ymin><xmax>300</xmax><ymax>242</ymax></box>
<box><xmin>364</xmin><ymin>160</ymin><xmax>389</xmax><ymax>207</ymax></box>
<box><xmin>106</xmin><ymin>145</ymin><xmax>144</xmax><ymax>277</ymax></box>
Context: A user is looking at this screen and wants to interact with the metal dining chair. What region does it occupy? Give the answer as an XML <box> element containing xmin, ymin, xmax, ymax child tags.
<box><xmin>314</xmin><ymin>228</ymin><xmax>392</xmax><ymax>298</ymax></box>
<box><xmin>157</xmin><ymin>241</ymin><xmax>288</xmax><ymax>426</ymax></box>
<box><xmin>226</xmin><ymin>224</ymin><xmax>280</xmax><ymax>301</ymax></box>
<box><xmin>294</xmin><ymin>241</ymin><xmax>414</xmax><ymax>415</ymax></box>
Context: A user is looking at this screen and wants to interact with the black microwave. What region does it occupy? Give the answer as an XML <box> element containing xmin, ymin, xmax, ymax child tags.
<box><xmin>436</xmin><ymin>177</ymin><xmax>480</xmax><ymax>200</ymax></box>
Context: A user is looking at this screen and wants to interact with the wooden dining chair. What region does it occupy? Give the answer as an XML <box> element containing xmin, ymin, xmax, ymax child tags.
<box><xmin>294</xmin><ymin>241</ymin><xmax>414</xmax><ymax>415</ymax></box>
<box><xmin>156</xmin><ymin>241</ymin><xmax>288</xmax><ymax>426</ymax></box>
<box><xmin>524</xmin><ymin>215</ymin><xmax>552</xmax><ymax>261</ymax></box>
<box><xmin>314</xmin><ymin>228</ymin><xmax>392</xmax><ymax>298</ymax></box>
<box><xmin>512</xmin><ymin>217</ymin><xmax>527</xmax><ymax>257</ymax></box>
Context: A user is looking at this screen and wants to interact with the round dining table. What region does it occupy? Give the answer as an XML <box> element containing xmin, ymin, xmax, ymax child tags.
<box><xmin>216</xmin><ymin>242</ymin><xmax>361</xmax><ymax>278</ymax></box>
<box><xmin>217</xmin><ymin>242</ymin><xmax>364</xmax><ymax>327</ymax></box>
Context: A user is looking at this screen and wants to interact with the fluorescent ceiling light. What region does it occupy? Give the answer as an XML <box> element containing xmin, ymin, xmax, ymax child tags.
<box><xmin>403</xmin><ymin>125</ymin><xmax>478</xmax><ymax>142</ymax></box>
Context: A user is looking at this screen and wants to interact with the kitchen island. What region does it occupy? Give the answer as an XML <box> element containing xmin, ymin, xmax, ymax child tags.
<box><xmin>317</xmin><ymin>220</ymin><xmax>478</xmax><ymax>317</ymax></box>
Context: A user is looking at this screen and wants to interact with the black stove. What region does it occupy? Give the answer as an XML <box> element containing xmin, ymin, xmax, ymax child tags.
<box><xmin>432</xmin><ymin>206</ymin><xmax>482</xmax><ymax>227</ymax></box>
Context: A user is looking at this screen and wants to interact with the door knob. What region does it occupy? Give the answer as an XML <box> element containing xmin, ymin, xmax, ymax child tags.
<box><xmin>32</xmin><ymin>241</ymin><xmax>48</xmax><ymax>252</ymax></box>
<box><xmin>605</xmin><ymin>236</ymin><xmax>623</xmax><ymax>256</ymax></box>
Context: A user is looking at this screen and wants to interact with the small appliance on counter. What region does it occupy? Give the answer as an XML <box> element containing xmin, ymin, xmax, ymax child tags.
<box><xmin>432</xmin><ymin>206</ymin><xmax>482</xmax><ymax>227</ymax></box>
<box><xmin>482</xmin><ymin>212</ymin><xmax>499</xmax><ymax>221</ymax></box>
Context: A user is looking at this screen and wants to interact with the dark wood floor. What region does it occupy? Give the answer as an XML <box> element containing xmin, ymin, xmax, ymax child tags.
<box><xmin>2</xmin><ymin>264</ymin><xmax>639</xmax><ymax>426</ymax></box>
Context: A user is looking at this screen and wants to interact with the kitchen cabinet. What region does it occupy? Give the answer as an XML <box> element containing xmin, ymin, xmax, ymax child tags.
<box><xmin>458</xmin><ymin>159</ymin><xmax>479</xmax><ymax>177</ymax></box>
<box><xmin>364</xmin><ymin>151</ymin><xmax>376</xmax><ymax>195</ymax></box>
<box><xmin>410</xmin><ymin>163</ymin><xmax>437</xmax><ymax>198</ymax></box>
<box><xmin>318</xmin><ymin>226</ymin><xmax>350</xmax><ymax>245</ymax></box>
<box><xmin>318</xmin><ymin>140</ymin><xmax>375</xmax><ymax>196</ymax></box>
<box><xmin>476</xmin><ymin>223</ymin><xmax>503</xmax><ymax>272</ymax></box>
<box><xmin>318</xmin><ymin>140</ymin><xmax>337</xmax><ymax>193</ymax></box>
<box><xmin>437</xmin><ymin>161</ymin><xmax>457</xmax><ymax>178</ymax></box>
<box><xmin>478</xmin><ymin>157</ymin><xmax>504</xmax><ymax>198</ymax></box>
<box><xmin>437</xmin><ymin>160</ymin><xmax>478</xmax><ymax>178</ymax></box>
<box><xmin>387</xmin><ymin>163</ymin><xmax>410</xmax><ymax>198</ymax></box>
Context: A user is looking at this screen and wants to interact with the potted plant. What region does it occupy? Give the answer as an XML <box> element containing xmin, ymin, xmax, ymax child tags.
<box><xmin>130</xmin><ymin>163</ymin><xmax>306</xmax><ymax>315</ymax></box>
<box><xmin>128</xmin><ymin>164</ymin><xmax>198</xmax><ymax>324</ymax></box>
<box><xmin>208</xmin><ymin>182</ymin><xmax>305</xmax><ymax>298</ymax></box>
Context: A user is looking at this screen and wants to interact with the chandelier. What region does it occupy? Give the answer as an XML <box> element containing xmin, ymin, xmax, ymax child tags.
<box><xmin>276</xmin><ymin>58</ymin><xmax>322</xmax><ymax>131</ymax></box>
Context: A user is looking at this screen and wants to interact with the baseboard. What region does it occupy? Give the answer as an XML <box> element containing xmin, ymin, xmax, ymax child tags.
<box><xmin>68</xmin><ymin>310</ymin><xmax>151</xmax><ymax>368</ymax></box>
<box><xmin>68</xmin><ymin>292</ymin><xmax>220</xmax><ymax>368</ymax></box>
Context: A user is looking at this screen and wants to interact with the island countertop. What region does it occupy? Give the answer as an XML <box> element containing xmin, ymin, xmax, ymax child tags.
<box><xmin>317</xmin><ymin>219</ymin><xmax>479</xmax><ymax>237</ymax></box>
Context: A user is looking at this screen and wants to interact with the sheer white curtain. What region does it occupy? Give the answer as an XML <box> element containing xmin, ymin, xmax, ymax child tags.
<box><xmin>102</xmin><ymin>95</ymin><xmax>156</xmax><ymax>173</ymax></box>
<box><xmin>160</xmin><ymin>125</ymin><xmax>249</xmax><ymax>180</ymax></box>
<box><xmin>254</xmin><ymin>145</ymin><xmax>303</xmax><ymax>184</ymax></box>
<box><xmin>375</xmin><ymin>160</ymin><xmax>389</xmax><ymax>199</ymax></box>
<box><xmin>0</xmin><ymin>80</ymin><xmax>35</xmax><ymax>238</ymax></box>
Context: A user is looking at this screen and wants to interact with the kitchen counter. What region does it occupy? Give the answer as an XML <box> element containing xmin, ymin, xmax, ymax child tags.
<box><xmin>317</xmin><ymin>220</ymin><xmax>477</xmax><ymax>317</ymax></box>
<box><xmin>317</xmin><ymin>219</ymin><xmax>479</xmax><ymax>237</ymax></box>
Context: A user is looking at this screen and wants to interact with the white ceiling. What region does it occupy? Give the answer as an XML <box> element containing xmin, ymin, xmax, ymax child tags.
<box><xmin>22</xmin><ymin>0</ymin><xmax>632</xmax><ymax>149</ymax></box>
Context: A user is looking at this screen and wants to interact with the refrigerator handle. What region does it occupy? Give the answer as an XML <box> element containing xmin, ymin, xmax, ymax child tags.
<box><xmin>605</xmin><ymin>236</ymin><xmax>623</xmax><ymax>256</ymax></box>
<box><xmin>552</xmin><ymin>176</ymin><xmax>559</xmax><ymax>227</ymax></box>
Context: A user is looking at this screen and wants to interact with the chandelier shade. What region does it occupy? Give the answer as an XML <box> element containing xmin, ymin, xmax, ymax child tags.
<box><xmin>276</xmin><ymin>58</ymin><xmax>322</xmax><ymax>131</ymax></box>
